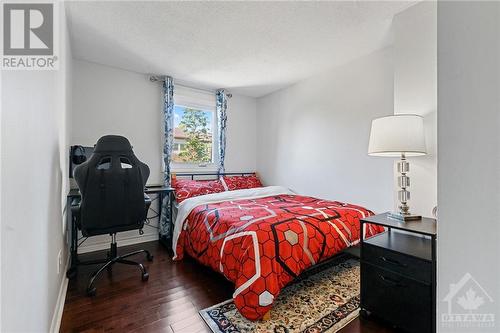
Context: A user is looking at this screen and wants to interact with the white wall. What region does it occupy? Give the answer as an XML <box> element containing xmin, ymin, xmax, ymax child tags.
<box><xmin>1</xmin><ymin>4</ymin><xmax>72</xmax><ymax>332</ymax></box>
<box><xmin>224</xmin><ymin>94</ymin><xmax>257</xmax><ymax>172</ymax></box>
<box><xmin>71</xmin><ymin>60</ymin><xmax>257</xmax><ymax>251</ymax></box>
<box><xmin>0</xmin><ymin>61</ymin><xmax>2</xmax><ymax>332</ymax></box>
<box><xmin>437</xmin><ymin>2</ymin><xmax>500</xmax><ymax>332</ymax></box>
<box><xmin>393</xmin><ymin>2</ymin><xmax>437</xmax><ymax>217</ymax></box>
<box><xmin>72</xmin><ymin>60</ymin><xmax>163</xmax><ymax>183</ymax></box>
<box><xmin>256</xmin><ymin>48</ymin><xmax>394</xmax><ymax>213</ymax></box>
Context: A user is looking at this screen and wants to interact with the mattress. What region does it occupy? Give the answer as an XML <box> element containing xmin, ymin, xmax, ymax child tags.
<box><xmin>172</xmin><ymin>186</ymin><xmax>384</xmax><ymax>320</ymax></box>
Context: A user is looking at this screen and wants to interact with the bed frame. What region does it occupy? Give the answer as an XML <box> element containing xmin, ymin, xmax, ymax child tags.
<box><xmin>173</xmin><ymin>171</ymin><xmax>256</xmax><ymax>180</ymax></box>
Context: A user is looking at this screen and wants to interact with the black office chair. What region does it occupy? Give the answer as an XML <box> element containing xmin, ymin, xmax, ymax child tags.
<box><xmin>72</xmin><ymin>135</ymin><xmax>153</xmax><ymax>296</ymax></box>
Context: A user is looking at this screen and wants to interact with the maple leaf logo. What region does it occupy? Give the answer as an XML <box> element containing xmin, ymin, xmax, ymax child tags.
<box><xmin>457</xmin><ymin>288</ymin><xmax>484</xmax><ymax>311</ymax></box>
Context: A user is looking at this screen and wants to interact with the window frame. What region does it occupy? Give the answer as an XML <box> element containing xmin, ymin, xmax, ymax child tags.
<box><xmin>170</xmin><ymin>87</ymin><xmax>218</xmax><ymax>172</ymax></box>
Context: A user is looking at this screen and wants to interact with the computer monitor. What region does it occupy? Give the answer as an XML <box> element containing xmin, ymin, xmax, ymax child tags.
<box><xmin>69</xmin><ymin>145</ymin><xmax>94</xmax><ymax>178</ymax></box>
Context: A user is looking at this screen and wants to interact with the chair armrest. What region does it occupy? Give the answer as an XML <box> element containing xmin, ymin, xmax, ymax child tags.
<box><xmin>70</xmin><ymin>197</ymin><xmax>81</xmax><ymax>211</ymax></box>
<box><xmin>144</xmin><ymin>193</ymin><xmax>152</xmax><ymax>211</ymax></box>
<box><xmin>70</xmin><ymin>198</ymin><xmax>81</xmax><ymax>227</ymax></box>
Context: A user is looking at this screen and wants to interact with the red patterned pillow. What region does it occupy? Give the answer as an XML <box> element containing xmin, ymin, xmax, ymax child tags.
<box><xmin>221</xmin><ymin>174</ymin><xmax>263</xmax><ymax>191</ymax></box>
<box><xmin>172</xmin><ymin>178</ymin><xmax>225</xmax><ymax>203</ymax></box>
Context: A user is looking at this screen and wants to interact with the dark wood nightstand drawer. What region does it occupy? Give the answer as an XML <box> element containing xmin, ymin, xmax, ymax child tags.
<box><xmin>361</xmin><ymin>262</ymin><xmax>432</xmax><ymax>333</ymax></box>
<box><xmin>362</xmin><ymin>242</ymin><xmax>432</xmax><ymax>284</ymax></box>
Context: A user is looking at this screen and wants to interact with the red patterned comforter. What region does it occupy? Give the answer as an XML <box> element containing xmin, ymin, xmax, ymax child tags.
<box><xmin>173</xmin><ymin>187</ymin><xmax>384</xmax><ymax>320</ymax></box>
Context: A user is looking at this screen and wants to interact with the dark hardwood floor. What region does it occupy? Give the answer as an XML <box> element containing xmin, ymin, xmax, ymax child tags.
<box><xmin>60</xmin><ymin>241</ymin><xmax>396</xmax><ymax>333</ymax></box>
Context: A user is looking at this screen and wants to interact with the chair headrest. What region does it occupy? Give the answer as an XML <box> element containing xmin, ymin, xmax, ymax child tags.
<box><xmin>93</xmin><ymin>135</ymin><xmax>133</xmax><ymax>153</ymax></box>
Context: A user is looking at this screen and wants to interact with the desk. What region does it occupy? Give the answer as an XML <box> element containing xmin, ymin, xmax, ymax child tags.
<box><xmin>66</xmin><ymin>185</ymin><xmax>173</xmax><ymax>278</ymax></box>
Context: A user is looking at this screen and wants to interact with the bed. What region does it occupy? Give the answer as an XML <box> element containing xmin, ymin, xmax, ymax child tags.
<box><xmin>170</xmin><ymin>173</ymin><xmax>384</xmax><ymax>321</ymax></box>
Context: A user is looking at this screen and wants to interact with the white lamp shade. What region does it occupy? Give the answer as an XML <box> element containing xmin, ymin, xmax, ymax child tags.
<box><xmin>368</xmin><ymin>114</ymin><xmax>427</xmax><ymax>157</ymax></box>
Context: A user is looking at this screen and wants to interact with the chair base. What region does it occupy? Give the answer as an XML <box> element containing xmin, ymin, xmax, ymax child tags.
<box><xmin>67</xmin><ymin>234</ymin><xmax>153</xmax><ymax>297</ymax></box>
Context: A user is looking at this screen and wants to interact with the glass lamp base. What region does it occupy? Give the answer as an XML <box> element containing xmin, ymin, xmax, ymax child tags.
<box><xmin>388</xmin><ymin>212</ymin><xmax>422</xmax><ymax>222</ymax></box>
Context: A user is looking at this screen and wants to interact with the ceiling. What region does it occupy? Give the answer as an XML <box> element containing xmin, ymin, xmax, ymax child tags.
<box><xmin>66</xmin><ymin>1</ymin><xmax>416</xmax><ymax>97</ymax></box>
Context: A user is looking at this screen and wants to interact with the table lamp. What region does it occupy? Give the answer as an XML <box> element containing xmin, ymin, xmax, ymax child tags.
<box><xmin>368</xmin><ymin>114</ymin><xmax>427</xmax><ymax>221</ymax></box>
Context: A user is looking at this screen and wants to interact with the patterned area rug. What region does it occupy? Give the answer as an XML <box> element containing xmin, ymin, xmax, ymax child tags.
<box><xmin>200</xmin><ymin>255</ymin><xmax>360</xmax><ymax>333</ymax></box>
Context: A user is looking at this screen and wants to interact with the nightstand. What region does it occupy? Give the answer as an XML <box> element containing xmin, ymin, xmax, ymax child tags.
<box><xmin>360</xmin><ymin>213</ymin><xmax>437</xmax><ymax>333</ymax></box>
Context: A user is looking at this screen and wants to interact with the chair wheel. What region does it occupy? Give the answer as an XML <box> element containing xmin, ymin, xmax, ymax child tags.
<box><xmin>86</xmin><ymin>287</ymin><xmax>97</xmax><ymax>297</ymax></box>
<box><xmin>142</xmin><ymin>272</ymin><xmax>149</xmax><ymax>281</ymax></box>
<box><xmin>147</xmin><ymin>254</ymin><xmax>154</xmax><ymax>262</ymax></box>
<box><xmin>359</xmin><ymin>309</ymin><xmax>369</xmax><ymax>318</ymax></box>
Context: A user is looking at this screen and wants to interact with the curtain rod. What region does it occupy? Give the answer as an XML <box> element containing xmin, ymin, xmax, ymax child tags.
<box><xmin>149</xmin><ymin>75</ymin><xmax>232</xmax><ymax>98</ymax></box>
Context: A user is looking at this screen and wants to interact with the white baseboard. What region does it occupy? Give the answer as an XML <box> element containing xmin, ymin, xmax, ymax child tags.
<box><xmin>78</xmin><ymin>233</ymin><xmax>159</xmax><ymax>254</ymax></box>
<box><xmin>50</xmin><ymin>257</ymin><xmax>69</xmax><ymax>333</ymax></box>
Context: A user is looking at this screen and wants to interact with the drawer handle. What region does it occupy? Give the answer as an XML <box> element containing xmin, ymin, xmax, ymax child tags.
<box><xmin>380</xmin><ymin>256</ymin><xmax>407</xmax><ymax>267</ymax></box>
<box><xmin>378</xmin><ymin>274</ymin><xmax>405</xmax><ymax>287</ymax></box>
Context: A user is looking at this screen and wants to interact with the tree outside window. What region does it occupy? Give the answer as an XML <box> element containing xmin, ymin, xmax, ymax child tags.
<box><xmin>172</xmin><ymin>105</ymin><xmax>213</xmax><ymax>164</ymax></box>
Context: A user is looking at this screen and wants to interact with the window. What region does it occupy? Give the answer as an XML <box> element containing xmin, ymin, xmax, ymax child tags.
<box><xmin>171</xmin><ymin>86</ymin><xmax>217</xmax><ymax>169</ymax></box>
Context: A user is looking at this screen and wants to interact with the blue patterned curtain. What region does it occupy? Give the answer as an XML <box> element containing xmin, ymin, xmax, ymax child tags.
<box><xmin>160</xmin><ymin>76</ymin><xmax>174</xmax><ymax>237</ymax></box>
<box><xmin>216</xmin><ymin>89</ymin><xmax>228</xmax><ymax>173</ymax></box>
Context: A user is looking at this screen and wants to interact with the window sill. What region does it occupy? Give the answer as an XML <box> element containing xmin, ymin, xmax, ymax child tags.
<box><xmin>171</xmin><ymin>167</ymin><xmax>219</xmax><ymax>174</ymax></box>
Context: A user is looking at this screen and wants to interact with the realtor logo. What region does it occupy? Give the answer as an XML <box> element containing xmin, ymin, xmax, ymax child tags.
<box><xmin>3</xmin><ymin>3</ymin><xmax>53</xmax><ymax>55</ymax></box>
<box><xmin>442</xmin><ymin>273</ymin><xmax>495</xmax><ymax>329</ymax></box>
<box><xmin>1</xmin><ymin>2</ymin><xmax>58</xmax><ymax>69</ymax></box>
